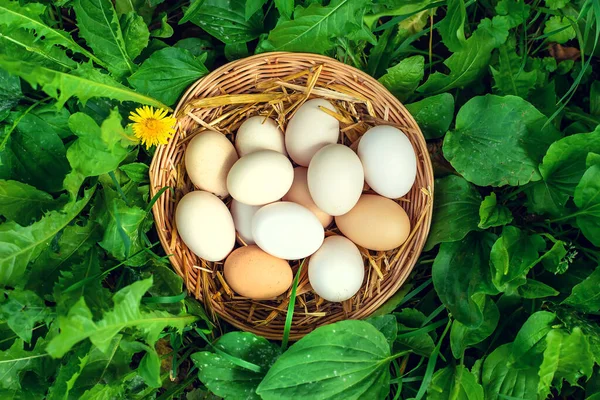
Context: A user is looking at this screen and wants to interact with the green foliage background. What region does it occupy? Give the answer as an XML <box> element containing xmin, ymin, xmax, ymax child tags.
<box><xmin>0</xmin><ymin>0</ymin><xmax>599</xmax><ymax>398</ymax></box>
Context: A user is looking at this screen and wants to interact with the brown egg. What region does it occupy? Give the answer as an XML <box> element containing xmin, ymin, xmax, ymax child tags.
<box><xmin>224</xmin><ymin>245</ymin><xmax>293</xmax><ymax>300</ymax></box>
<box><xmin>283</xmin><ymin>167</ymin><xmax>333</xmax><ymax>228</ymax></box>
<box><xmin>335</xmin><ymin>194</ymin><xmax>410</xmax><ymax>251</ymax></box>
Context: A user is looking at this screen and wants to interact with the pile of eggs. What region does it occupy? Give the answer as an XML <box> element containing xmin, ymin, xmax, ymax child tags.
<box><xmin>176</xmin><ymin>98</ymin><xmax>417</xmax><ymax>303</ymax></box>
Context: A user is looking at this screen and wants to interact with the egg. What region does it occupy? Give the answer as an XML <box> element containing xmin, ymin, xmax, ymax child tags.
<box><xmin>335</xmin><ymin>194</ymin><xmax>410</xmax><ymax>251</ymax></box>
<box><xmin>227</xmin><ymin>150</ymin><xmax>294</xmax><ymax>205</ymax></box>
<box><xmin>230</xmin><ymin>199</ymin><xmax>261</xmax><ymax>245</ymax></box>
<box><xmin>175</xmin><ymin>191</ymin><xmax>235</xmax><ymax>261</ymax></box>
<box><xmin>282</xmin><ymin>167</ymin><xmax>332</xmax><ymax>228</ymax></box>
<box><xmin>285</xmin><ymin>99</ymin><xmax>339</xmax><ymax>166</ymax></box>
<box><xmin>224</xmin><ymin>245</ymin><xmax>293</xmax><ymax>300</ymax></box>
<box><xmin>357</xmin><ymin>125</ymin><xmax>417</xmax><ymax>198</ymax></box>
<box><xmin>252</xmin><ymin>202</ymin><xmax>324</xmax><ymax>260</ymax></box>
<box><xmin>235</xmin><ymin>116</ymin><xmax>287</xmax><ymax>157</ymax></box>
<box><xmin>308</xmin><ymin>236</ymin><xmax>364</xmax><ymax>302</ymax></box>
<box><xmin>307</xmin><ymin>144</ymin><xmax>364</xmax><ymax>216</ymax></box>
<box><xmin>185</xmin><ymin>130</ymin><xmax>238</xmax><ymax>197</ymax></box>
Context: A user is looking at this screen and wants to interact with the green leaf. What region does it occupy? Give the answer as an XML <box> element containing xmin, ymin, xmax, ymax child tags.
<box><xmin>510</xmin><ymin>311</ymin><xmax>556</xmax><ymax>369</ymax></box>
<box><xmin>187</xmin><ymin>0</ymin><xmax>263</xmax><ymax>44</ymax></box>
<box><xmin>0</xmin><ymin>289</ymin><xmax>49</xmax><ymax>343</ymax></box>
<box><xmin>120</xmin><ymin>11</ymin><xmax>150</xmax><ymax>60</ymax></box>
<box><xmin>0</xmin><ymin>27</ymin><xmax>77</xmax><ymax>70</ymax></box>
<box><xmin>495</xmin><ymin>0</ymin><xmax>530</xmax><ymax>28</ymax></box>
<box><xmin>545</xmin><ymin>0</ymin><xmax>569</xmax><ymax>10</ymax></box>
<box><xmin>443</xmin><ymin>94</ymin><xmax>561</xmax><ymax>187</ymax></box>
<box><xmin>224</xmin><ymin>42</ymin><xmax>249</xmax><ymax>61</ymax></box>
<box><xmin>47</xmin><ymin>348</ymin><xmax>89</xmax><ymax>400</ymax></box>
<box><xmin>74</xmin><ymin>0</ymin><xmax>135</xmax><ymax>77</ymax></box>
<box><xmin>438</xmin><ymin>0</ymin><xmax>466</xmax><ymax>52</ymax></box>
<box><xmin>478</xmin><ymin>193</ymin><xmax>513</xmax><ymax>229</ymax></box>
<box><xmin>257</xmin><ymin>0</ymin><xmax>369</xmax><ymax>53</ymax></box>
<box><xmin>150</xmin><ymin>12</ymin><xmax>173</xmax><ymax>38</ymax></box>
<box><xmin>256</xmin><ymin>320</ymin><xmax>392</xmax><ymax>399</ymax></box>
<box><xmin>482</xmin><ymin>343</ymin><xmax>538</xmax><ymax>400</ymax></box>
<box><xmin>490</xmin><ymin>226</ymin><xmax>546</xmax><ymax>293</ymax></box>
<box><xmin>538</xmin><ymin>328</ymin><xmax>594</xmax><ymax>397</ymax></box>
<box><xmin>191</xmin><ymin>332</ymin><xmax>281</xmax><ymax>400</ymax></box>
<box><xmin>366</xmin><ymin>314</ymin><xmax>398</xmax><ymax>347</ymax></box>
<box><xmin>427</xmin><ymin>365</ymin><xmax>484</xmax><ymax>400</ymax></box>
<box><xmin>378</xmin><ymin>55</ymin><xmax>424</xmax><ymax>102</ymax></box>
<box><xmin>245</xmin><ymin>0</ymin><xmax>267</xmax><ymax>20</ymax></box>
<box><xmin>275</xmin><ymin>0</ymin><xmax>294</xmax><ymax>19</ymax></box>
<box><xmin>0</xmin><ymin>180</ymin><xmax>56</xmax><ymax>225</ymax></box>
<box><xmin>571</xmin><ymin>164</ymin><xmax>600</xmax><ymax>246</ymax></box>
<box><xmin>0</xmin><ymin>187</ymin><xmax>94</xmax><ymax>286</ymax></box>
<box><xmin>432</xmin><ymin>231</ymin><xmax>498</xmax><ymax>327</ymax></box>
<box><xmin>120</xmin><ymin>340</ymin><xmax>162</xmax><ymax>388</ymax></box>
<box><xmin>450</xmin><ymin>294</ymin><xmax>499</xmax><ymax>358</ymax></box>
<box><xmin>563</xmin><ymin>266</ymin><xmax>600</xmax><ymax>312</ymax></box>
<box><xmin>80</xmin><ymin>384</ymin><xmax>124</xmax><ymax>399</ymax></box>
<box><xmin>425</xmin><ymin>175</ymin><xmax>481</xmax><ymax>251</ymax></box>
<box><xmin>491</xmin><ymin>36</ymin><xmax>539</xmax><ymax>97</ymax></box>
<box><xmin>405</xmin><ymin>93</ymin><xmax>455</xmax><ymax>139</ymax></box>
<box><xmin>518</xmin><ymin>279</ymin><xmax>559</xmax><ymax>299</ymax></box>
<box><xmin>119</xmin><ymin>163</ymin><xmax>149</xmax><ymax>183</ymax></box>
<box><xmin>544</xmin><ymin>16</ymin><xmax>576</xmax><ymax>44</ymax></box>
<box><xmin>556</xmin><ymin>309</ymin><xmax>600</xmax><ymax>365</ymax></box>
<box><xmin>46</xmin><ymin>277</ymin><xmax>197</xmax><ymax>358</ymax></box>
<box><xmin>0</xmin><ymin>68</ymin><xmax>21</xmax><ymax>112</ymax></box>
<box><xmin>394</xmin><ymin>308</ymin><xmax>435</xmax><ymax>357</ymax></box>
<box><xmin>419</xmin><ymin>16</ymin><xmax>510</xmax><ymax>94</ymax></box>
<box><xmin>0</xmin><ymin>339</ymin><xmax>46</xmax><ymax>390</ymax></box>
<box><xmin>591</xmin><ymin>81</ymin><xmax>600</xmax><ymax>116</ymax></box>
<box><xmin>128</xmin><ymin>47</ymin><xmax>208</xmax><ymax>107</ymax></box>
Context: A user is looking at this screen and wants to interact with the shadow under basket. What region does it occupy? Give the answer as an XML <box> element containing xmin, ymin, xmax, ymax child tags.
<box><xmin>149</xmin><ymin>52</ymin><xmax>434</xmax><ymax>341</ymax></box>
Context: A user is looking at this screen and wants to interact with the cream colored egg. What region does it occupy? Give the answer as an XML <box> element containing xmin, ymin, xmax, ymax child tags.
<box><xmin>307</xmin><ymin>144</ymin><xmax>364</xmax><ymax>216</ymax></box>
<box><xmin>285</xmin><ymin>99</ymin><xmax>339</xmax><ymax>166</ymax></box>
<box><xmin>184</xmin><ymin>130</ymin><xmax>238</xmax><ymax>198</ymax></box>
<box><xmin>282</xmin><ymin>167</ymin><xmax>332</xmax><ymax>228</ymax></box>
<box><xmin>335</xmin><ymin>194</ymin><xmax>410</xmax><ymax>251</ymax></box>
<box><xmin>308</xmin><ymin>236</ymin><xmax>364</xmax><ymax>302</ymax></box>
<box><xmin>358</xmin><ymin>125</ymin><xmax>417</xmax><ymax>198</ymax></box>
<box><xmin>230</xmin><ymin>199</ymin><xmax>261</xmax><ymax>245</ymax></box>
<box><xmin>252</xmin><ymin>202</ymin><xmax>324</xmax><ymax>260</ymax></box>
<box><xmin>224</xmin><ymin>245</ymin><xmax>292</xmax><ymax>300</ymax></box>
<box><xmin>235</xmin><ymin>116</ymin><xmax>287</xmax><ymax>157</ymax></box>
<box><xmin>175</xmin><ymin>191</ymin><xmax>235</xmax><ymax>261</ymax></box>
<box><xmin>227</xmin><ymin>150</ymin><xmax>294</xmax><ymax>205</ymax></box>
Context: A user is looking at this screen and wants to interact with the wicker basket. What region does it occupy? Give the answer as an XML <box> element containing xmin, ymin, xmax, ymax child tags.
<box><xmin>149</xmin><ymin>52</ymin><xmax>434</xmax><ymax>340</ymax></box>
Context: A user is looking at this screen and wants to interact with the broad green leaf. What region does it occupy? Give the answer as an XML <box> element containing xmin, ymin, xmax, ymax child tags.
<box><xmin>13</xmin><ymin>105</ymin><xmax>72</xmax><ymax>140</ymax></box>
<box><xmin>490</xmin><ymin>226</ymin><xmax>546</xmax><ymax>293</ymax></box>
<box><xmin>0</xmin><ymin>68</ymin><xmax>21</xmax><ymax>112</ymax></box>
<box><xmin>191</xmin><ymin>332</ymin><xmax>281</xmax><ymax>400</ymax></box>
<box><xmin>120</xmin><ymin>11</ymin><xmax>150</xmax><ymax>60</ymax></box>
<box><xmin>517</xmin><ymin>279</ymin><xmax>559</xmax><ymax>299</ymax></box>
<box><xmin>120</xmin><ymin>340</ymin><xmax>162</xmax><ymax>388</ymax></box>
<box><xmin>187</xmin><ymin>0</ymin><xmax>263</xmax><ymax>44</ymax></box>
<box><xmin>425</xmin><ymin>175</ymin><xmax>481</xmax><ymax>251</ymax></box>
<box><xmin>257</xmin><ymin>0</ymin><xmax>369</xmax><ymax>53</ymax></box>
<box><xmin>80</xmin><ymin>384</ymin><xmax>124</xmax><ymax>400</ymax></box>
<box><xmin>545</xmin><ymin>0</ymin><xmax>569</xmax><ymax>10</ymax></box>
<box><xmin>275</xmin><ymin>0</ymin><xmax>294</xmax><ymax>19</ymax></box>
<box><xmin>0</xmin><ymin>187</ymin><xmax>94</xmax><ymax>286</ymax></box>
<box><xmin>378</xmin><ymin>55</ymin><xmax>424</xmax><ymax>102</ymax></box>
<box><xmin>572</xmin><ymin>164</ymin><xmax>600</xmax><ymax>246</ymax></box>
<box><xmin>120</xmin><ymin>163</ymin><xmax>149</xmax><ymax>183</ymax></box>
<box><xmin>419</xmin><ymin>16</ymin><xmax>510</xmax><ymax>94</ymax></box>
<box><xmin>74</xmin><ymin>0</ymin><xmax>135</xmax><ymax>77</ymax></box>
<box><xmin>491</xmin><ymin>36</ymin><xmax>539</xmax><ymax>97</ymax></box>
<box><xmin>450</xmin><ymin>294</ymin><xmax>499</xmax><ymax>358</ymax></box>
<box><xmin>432</xmin><ymin>231</ymin><xmax>498</xmax><ymax>327</ymax></box>
<box><xmin>405</xmin><ymin>93</ymin><xmax>455</xmax><ymax>139</ymax></box>
<box><xmin>174</xmin><ymin>37</ymin><xmax>217</xmax><ymax>67</ymax></box>
<box><xmin>0</xmin><ymin>58</ymin><xmax>167</xmax><ymax>109</ymax></box>
<box><xmin>510</xmin><ymin>311</ymin><xmax>556</xmax><ymax>369</ymax></box>
<box><xmin>0</xmin><ymin>289</ymin><xmax>49</xmax><ymax>343</ymax></box>
<box><xmin>394</xmin><ymin>308</ymin><xmax>435</xmax><ymax>357</ymax></box>
<box><xmin>443</xmin><ymin>94</ymin><xmax>561</xmax><ymax>187</ymax></box>
<box><xmin>0</xmin><ymin>27</ymin><xmax>77</xmax><ymax>70</ymax></box>
<box><xmin>224</xmin><ymin>42</ymin><xmax>250</xmax><ymax>61</ymax></box>
<box><xmin>538</xmin><ymin>328</ymin><xmax>594</xmax><ymax>397</ymax></box>
<box><xmin>495</xmin><ymin>0</ymin><xmax>530</xmax><ymax>28</ymax></box>
<box><xmin>47</xmin><ymin>348</ymin><xmax>89</xmax><ymax>400</ymax></box>
<box><xmin>544</xmin><ymin>16</ymin><xmax>576</xmax><ymax>44</ymax></box>
<box><xmin>46</xmin><ymin>277</ymin><xmax>197</xmax><ymax>357</ymax></box>
<box><xmin>482</xmin><ymin>343</ymin><xmax>538</xmax><ymax>400</ymax></box>
<box><xmin>438</xmin><ymin>0</ymin><xmax>466</xmax><ymax>52</ymax></box>
<box><xmin>0</xmin><ymin>339</ymin><xmax>46</xmax><ymax>390</ymax></box>
<box><xmin>0</xmin><ymin>180</ymin><xmax>56</xmax><ymax>225</ymax></box>
<box><xmin>366</xmin><ymin>314</ymin><xmax>398</xmax><ymax>347</ymax></box>
<box><xmin>257</xmin><ymin>320</ymin><xmax>392</xmax><ymax>399</ymax></box>
<box><xmin>478</xmin><ymin>193</ymin><xmax>513</xmax><ymax>229</ymax></box>
<box><xmin>427</xmin><ymin>365</ymin><xmax>484</xmax><ymax>400</ymax></box>
<box><xmin>556</xmin><ymin>309</ymin><xmax>600</xmax><ymax>364</ymax></box>
<box><xmin>150</xmin><ymin>12</ymin><xmax>174</xmax><ymax>38</ymax></box>
<box><xmin>563</xmin><ymin>266</ymin><xmax>600</xmax><ymax>312</ymax></box>
<box><xmin>245</xmin><ymin>0</ymin><xmax>267</xmax><ymax>20</ymax></box>
<box><xmin>128</xmin><ymin>47</ymin><xmax>208</xmax><ymax>107</ymax></box>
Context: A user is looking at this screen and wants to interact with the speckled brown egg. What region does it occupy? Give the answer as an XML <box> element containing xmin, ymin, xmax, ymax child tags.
<box><xmin>224</xmin><ymin>245</ymin><xmax>293</xmax><ymax>300</ymax></box>
<box><xmin>335</xmin><ymin>194</ymin><xmax>410</xmax><ymax>251</ymax></box>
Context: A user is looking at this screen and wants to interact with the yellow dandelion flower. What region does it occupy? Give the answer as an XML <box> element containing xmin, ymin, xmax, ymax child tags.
<box><xmin>129</xmin><ymin>105</ymin><xmax>176</xmax><ymax>149</ymax></box>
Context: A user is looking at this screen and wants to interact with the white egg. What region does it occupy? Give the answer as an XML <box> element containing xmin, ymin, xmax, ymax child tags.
<box><xmin>285</xmin><ymin>99</ymin><xmax>339</xmax><ymax>166</ymax></box>
<box><xmin>307</xmin><ymin>144</ymin><xmax>364</xmax><ymax>216</ymax></box>
<box><xmin>227</xmin><ymin>150</ymin><xmax>294</xmax><ymax>205</ymax></box>
<box><xmin>252</xmin><ymin>202</ymin><xmax>324</xmax><ymax>260</ymax></box>
<box><xmin>175</xmin><ymin>191</ymin><xmax>235</xmax><ymax>262</ymax></box>
<box><xmin>358</xmin><ymin>125</ymin><xmax>417</xmax><ymax>198</ymax></box>
<box><xmin>308</xmin><ymin>236</ymin><xmax>364</xmax><ymax>302</ymax></box>
<box><xmin>230</xmin><ymin>199</ymin><xmax>261</xmax><ymax>245</ymax></box>
<box><xmin>235</xmin><ymin>116</ymin><xmax>287</xmax><ymax>157</ymax></box>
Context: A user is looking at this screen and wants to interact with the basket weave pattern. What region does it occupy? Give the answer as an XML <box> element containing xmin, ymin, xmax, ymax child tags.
<box><xmin>149</xmin><ymin>52</ymin><xmax>434</xmax><ymax>340</ymax></box>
